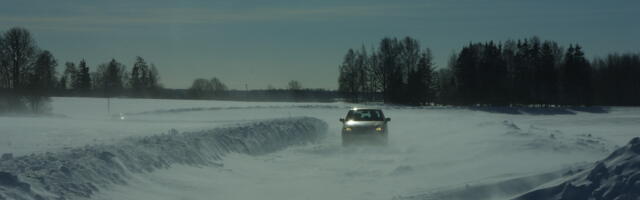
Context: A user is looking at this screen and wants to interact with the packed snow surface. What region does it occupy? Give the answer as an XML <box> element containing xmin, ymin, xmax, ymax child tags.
<box><xmin>1</xmin><ymin>97</ymin><xmax>639</xmax><ymax>200</ymax></box>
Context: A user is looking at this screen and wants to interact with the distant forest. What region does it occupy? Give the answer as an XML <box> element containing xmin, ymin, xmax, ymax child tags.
<box><xmin>338</xmin><ymin>37</ymin><xmax>640</xmax><ymax>106</ymax></box>
<box><xmin>0</xmin><ymin>27</ymin><xmax>333</xmax><ymax>113</ymax></box>
<box><xmin>2</xmin><ymin>27</ymin><xmax>640</xmax><ymax>113</ymax></box>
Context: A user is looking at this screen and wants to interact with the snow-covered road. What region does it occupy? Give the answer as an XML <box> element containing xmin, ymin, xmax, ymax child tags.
<box><xmin>1</xmin><ymin>97</ymin><xmax>639</xmax><ymax>200</ymax></box>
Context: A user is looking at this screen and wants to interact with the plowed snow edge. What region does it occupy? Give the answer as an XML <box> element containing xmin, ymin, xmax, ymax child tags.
<box><xmin>0</xmin><ymin>117</ymin><xmax>328</xmax><ymax>200</ymax></box>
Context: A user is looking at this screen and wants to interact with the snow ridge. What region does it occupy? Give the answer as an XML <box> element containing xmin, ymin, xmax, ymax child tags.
<box><xmin>0</xmin><ymin>117</ymin><xmax>327</xmax><ymax>200</ymax></box>
<box><xmin>514</xmin><ymin>137</ymin><xmax>640</xmax><ymax>200</ymax></box>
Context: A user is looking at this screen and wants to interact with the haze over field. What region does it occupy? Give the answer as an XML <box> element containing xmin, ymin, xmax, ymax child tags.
<box><xmin>1</xmin><ymin>97</ymin><xmax>639</xmax><ymax>199</ymax></box>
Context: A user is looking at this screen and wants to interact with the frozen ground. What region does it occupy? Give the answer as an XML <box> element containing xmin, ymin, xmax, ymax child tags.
<box><xmin>1</xmin><ymin>97</ymin><xmax>639</xmax><ymax>200</ymax></box>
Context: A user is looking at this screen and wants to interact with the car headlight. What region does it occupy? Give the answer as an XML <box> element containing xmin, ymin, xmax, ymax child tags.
<box><xmin>375</xmin><ymin>127</ymin><xmax>383</xmax><ymax>131</ymax></box>
<box><xmin>344</xmin><ymin>127</ymin><xmax>352</xmax><ymax>131</ymax></box>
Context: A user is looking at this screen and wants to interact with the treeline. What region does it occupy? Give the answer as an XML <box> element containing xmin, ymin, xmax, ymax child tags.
<box><xmin>339</xmin><ymin>36</ymin><xmax>640</xmax><ymax>106</ymax></box>
<box><xmin>180</xmin><ymin>88</ymin><xmax>338</xmax><ymax>102</ymax></box>
<box><xmin>185</xmin><ymin>78</ymin><xmax>322</xmax><ymax>101</ymax></box>
<box><xmin>591</xmin><ymin>54</ymin><xmax>640</xmax><ymax>105</ymax></box>
<box><xmin>339</xmin><ymin>37</ymin><xmax>435</xmax><ymax>105</ymax></box>
<box><xmin>57</xmin><ymin>57</ymin><xmax>162</xmax><ymax>98</ymax></box>
<box><xmin>0</xmin><ymin>27</ymin><xmax>335</xmax><ymax>114</ymax></box>
<box><xmin>186</xmin><ymin>77</ymin><xmax>228</xmax><ymax>99</ymax></box>
<box><xmin>0</xmin><ymin>27</ymin><xmax>164</xmax><ymax>113</ymax></box>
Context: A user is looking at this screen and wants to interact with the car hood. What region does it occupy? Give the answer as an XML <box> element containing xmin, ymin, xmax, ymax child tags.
<box><xmin>343</xmin><ymin>120</ymin><xmax>385</xmax><ymax>127</ymax></box>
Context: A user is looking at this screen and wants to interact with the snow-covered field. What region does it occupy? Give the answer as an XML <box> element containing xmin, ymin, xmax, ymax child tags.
<box><xmin>1</xmin><ymin>97</ymin><xmax>638</xmax><ymax>200</ymax></box>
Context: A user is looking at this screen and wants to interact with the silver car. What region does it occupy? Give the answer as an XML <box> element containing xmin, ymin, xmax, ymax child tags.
<box><xmin>339</xmin><ymin>108</ymin><xmax>390</xmax><ymax>145</ymax></box>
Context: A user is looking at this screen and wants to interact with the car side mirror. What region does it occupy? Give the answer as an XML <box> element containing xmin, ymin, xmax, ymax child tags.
<box><xmin>339</xmin><ymin>118</ymin><xmax>345</xmax><ymax>122</ymax></box>
<box><xmin>385</xmin><ymin>118</ymin><xmax>391</xmax><ymax>122</ymax></box>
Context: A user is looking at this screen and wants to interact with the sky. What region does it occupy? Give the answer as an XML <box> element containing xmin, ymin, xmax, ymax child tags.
<box><xmin>1</xmin><ymin>0</ymin><xmax>639</xmax><ymax>90</ymax></box>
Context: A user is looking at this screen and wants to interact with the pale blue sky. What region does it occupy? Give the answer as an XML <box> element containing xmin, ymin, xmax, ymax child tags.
<box><xmin>1</xmin><ymin>0</ymin><xmax>639</xmax><ymax>89</ymax></box>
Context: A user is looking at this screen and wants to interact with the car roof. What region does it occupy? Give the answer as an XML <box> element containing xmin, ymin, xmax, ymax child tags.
<box><xmin>349</xmin><ymin>108</ymin><xmax>382</xmax><ymax>111</ymax></box>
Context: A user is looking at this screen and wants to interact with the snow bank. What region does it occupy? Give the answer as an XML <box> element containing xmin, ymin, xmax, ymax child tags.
<box><xmin>0</xmin><ymin>117</ymin><xmax>327</xmax><ymax>200</ymax></box>
<box><xmin>514</xmin><ymin>137</ymin><xmax>640</xmax><ymax>200</ymax></box>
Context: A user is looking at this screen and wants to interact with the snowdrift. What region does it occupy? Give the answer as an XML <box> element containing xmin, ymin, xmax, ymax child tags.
<box><xmin>0</xmin><ymin>117</ymin><xmax>327</xmax><ymax>200</ymax></box>
<box><xmin>514</xmin><ymin>137</ymin><xmax>640</xmax><ymax>200</ymax></box>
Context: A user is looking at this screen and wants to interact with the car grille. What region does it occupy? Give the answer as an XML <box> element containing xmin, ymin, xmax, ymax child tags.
<box><xmin>345</xmin><ymin>126</ymin><xmax>379</xmax><ymax>134</ymax></box>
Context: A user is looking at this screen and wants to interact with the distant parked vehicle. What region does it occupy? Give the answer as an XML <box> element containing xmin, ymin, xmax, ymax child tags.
<box><xmin>339</xmin><ymin>108</ymin><xmax>390</xmax><ymax>146</ymax></box>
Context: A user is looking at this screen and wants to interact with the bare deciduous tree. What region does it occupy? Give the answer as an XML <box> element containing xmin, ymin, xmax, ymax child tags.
<box><xmin>3</xmin><ymin>27</ymin><xmax>38</xmax><ymax>90</ymax></box>
<box><xmin>287</xmin><ymin>80</ymin><xmax>302</xmax><ymax>91</ymax></box>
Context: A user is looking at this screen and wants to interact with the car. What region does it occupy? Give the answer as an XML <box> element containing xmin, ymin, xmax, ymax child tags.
<box><xmin>339</xmin><ymin>108</ymin><xmax>390</xmax><ymax>146</ymax></box>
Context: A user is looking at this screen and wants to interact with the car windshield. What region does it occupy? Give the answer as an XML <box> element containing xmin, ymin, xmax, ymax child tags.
<box><xmin>346</xmin><ymin>110</ymin><xmax>384</xmax><ymax>121</ymax></box>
